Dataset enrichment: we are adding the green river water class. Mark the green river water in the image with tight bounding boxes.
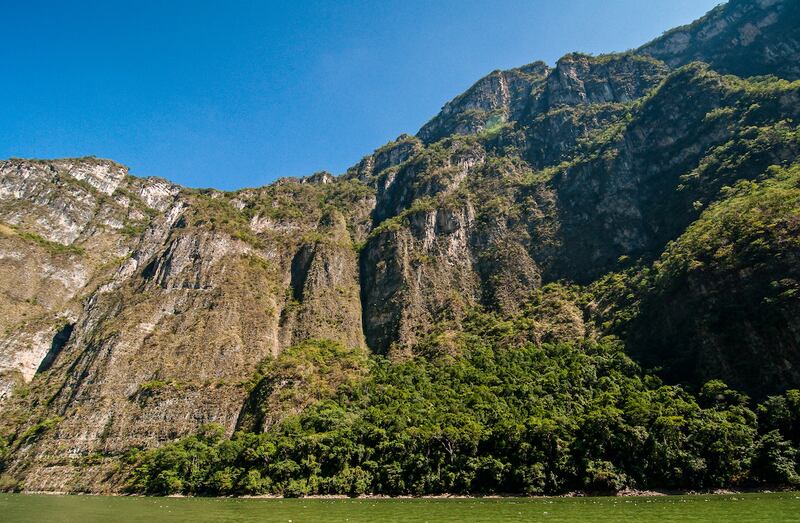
[1,492,798,522]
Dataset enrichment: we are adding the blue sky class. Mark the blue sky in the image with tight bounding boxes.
[1,0,721,190]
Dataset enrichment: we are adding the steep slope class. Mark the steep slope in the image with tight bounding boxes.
[0,159,178,402]
[417,62,550,143]
[0,168,375,491]
[638,0,800,80]
[590,162,800,396]
[1,0,800,494]
[360,63,800,355]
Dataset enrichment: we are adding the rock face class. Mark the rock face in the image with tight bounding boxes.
[1,0,800,493]
[535,53,668,110]
[418,62,550,143]
[361,203,481,356]
[638,0,800,79]
[283,211,365,349]
[0,159,177,402]
[0,161,375,491]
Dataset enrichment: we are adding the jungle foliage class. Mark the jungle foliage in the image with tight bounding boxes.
[127,325,800,497]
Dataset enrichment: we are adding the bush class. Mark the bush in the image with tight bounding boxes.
[125,314,778,496]
[751,431,800,485]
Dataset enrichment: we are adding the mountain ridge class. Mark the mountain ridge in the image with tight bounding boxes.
[1,0,799,495]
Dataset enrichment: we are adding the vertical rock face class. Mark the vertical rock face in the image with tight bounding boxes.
[2,0,800,493]
[0,160,375,491]
[35,231,283,463]
[371,139,485,225]
[638,0,800,79]
[0,158,139,245]
[283,211,365,349]
[0,159,178,405]
[520,54,669,169]
[417,62,550,143]
[361,203,480,356]
[535,54,668,110]
[549,63,800,283]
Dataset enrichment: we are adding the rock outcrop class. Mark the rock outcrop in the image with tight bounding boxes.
[638,0,800,79]
[1,0,800,494]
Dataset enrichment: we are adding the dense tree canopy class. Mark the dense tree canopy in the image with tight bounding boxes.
[126,314,800,496]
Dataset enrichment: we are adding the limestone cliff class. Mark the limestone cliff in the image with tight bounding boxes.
[638,0,800,80]
[1,0,799,493]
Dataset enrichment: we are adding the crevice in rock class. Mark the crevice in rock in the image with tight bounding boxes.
[140,257,158,280]
[289,244,315,301]
[36,323,74,374]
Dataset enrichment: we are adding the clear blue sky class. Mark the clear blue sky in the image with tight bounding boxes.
[1,0,721,190]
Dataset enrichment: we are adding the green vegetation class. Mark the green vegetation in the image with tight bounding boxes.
[3,1,800,501]
[183,191,266,248]
[477,112,508,140]
[660,163,800,281]
[15,230,84,256]
[0,435,10,471]
[138,380,173,392]
[588,162,800,393]
[127,306,800,496]
[17,417,62,447]
[237,340,368,432]
[179,175,373,250]
[119,221,148,238]
[368,196,437,238]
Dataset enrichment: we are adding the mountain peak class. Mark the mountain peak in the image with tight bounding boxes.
[2,0,800,496]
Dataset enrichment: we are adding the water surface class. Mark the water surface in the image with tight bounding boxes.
[1,492,798,522]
